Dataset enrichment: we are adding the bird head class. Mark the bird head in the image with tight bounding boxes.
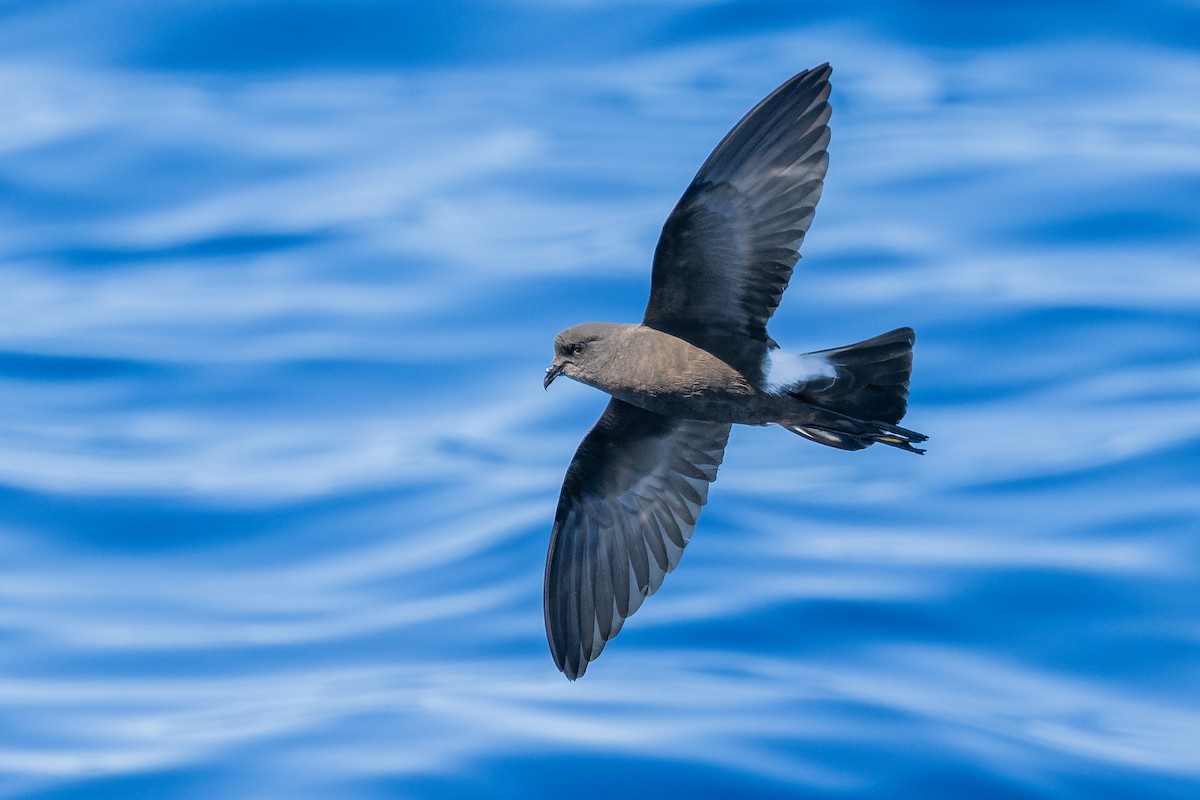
[544,322,619,390]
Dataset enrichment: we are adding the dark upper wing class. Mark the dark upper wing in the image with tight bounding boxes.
[545,399,730,680]
[643,64,832,373]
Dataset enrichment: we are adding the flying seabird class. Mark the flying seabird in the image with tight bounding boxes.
[542,64,927,680]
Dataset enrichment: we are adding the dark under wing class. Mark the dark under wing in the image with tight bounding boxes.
[544,399,730,679]
[643,64,832,378]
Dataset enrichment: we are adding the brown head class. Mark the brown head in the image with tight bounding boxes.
[544,322,626,390]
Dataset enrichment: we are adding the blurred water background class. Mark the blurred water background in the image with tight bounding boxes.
[2,1,1199,798]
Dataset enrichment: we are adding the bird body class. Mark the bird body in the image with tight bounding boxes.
[542,64,927,679]
[548,322,918,434]
[550,323,754,408]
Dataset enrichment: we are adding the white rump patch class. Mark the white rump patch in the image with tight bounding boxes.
[763,350,835,393]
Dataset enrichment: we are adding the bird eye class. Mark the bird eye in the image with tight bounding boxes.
[570,343,585,355]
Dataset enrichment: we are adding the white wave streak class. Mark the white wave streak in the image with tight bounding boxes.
[3,651,1191,795]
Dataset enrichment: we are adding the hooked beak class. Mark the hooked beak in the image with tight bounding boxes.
[544,360,565,390]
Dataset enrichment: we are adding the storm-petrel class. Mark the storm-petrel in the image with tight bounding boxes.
[543,64,926,679]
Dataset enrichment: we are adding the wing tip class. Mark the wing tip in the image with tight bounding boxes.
[551,640,591,681]
[795,62,832,88]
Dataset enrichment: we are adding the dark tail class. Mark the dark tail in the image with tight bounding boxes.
[781,327,927,454]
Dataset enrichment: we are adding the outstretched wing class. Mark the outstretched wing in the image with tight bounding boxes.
[643,64,832,375]
[545,399,730,679]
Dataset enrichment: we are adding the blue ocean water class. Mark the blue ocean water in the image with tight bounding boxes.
[2,2,1199,797]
